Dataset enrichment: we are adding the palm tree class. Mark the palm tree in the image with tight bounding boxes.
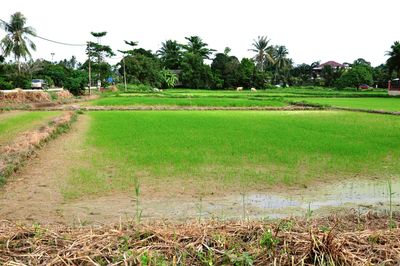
[0,12,36,73]
[272,45,289,70]
[157,40,182,69]
[386,41,400,78]
[270,45,292,84]
[249,36,274,71]
[181,36,215,60]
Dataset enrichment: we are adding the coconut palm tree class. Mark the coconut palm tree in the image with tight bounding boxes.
[249,36,274,71]
[386,41,400,77]
[273,45,289,70]
[181,36,215,60]
[157,40,182,69]
[271,45,292,84]
[0,12,36,73]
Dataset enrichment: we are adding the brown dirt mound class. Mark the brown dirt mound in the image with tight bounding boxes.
[0,212,399,265]
[0,89,51,104]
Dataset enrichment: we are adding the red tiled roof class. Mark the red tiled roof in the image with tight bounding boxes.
[319,61,345,68]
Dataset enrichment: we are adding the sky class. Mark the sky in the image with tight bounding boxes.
[1,0,399,67]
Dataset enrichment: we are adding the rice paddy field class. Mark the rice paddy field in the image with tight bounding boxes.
[289,97,400,111]
[1,88,400,264]
[62,110,400,200]
[89,95,287,107]
[89,88,396,110]
[0,111,61,144]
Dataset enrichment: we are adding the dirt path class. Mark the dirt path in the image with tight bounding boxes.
[0,114,89,225]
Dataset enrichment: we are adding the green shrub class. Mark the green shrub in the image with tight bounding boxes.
[260,229,280,249]
[9,74,31,89]
[117,83,154,92]
[0,77,13,90]
[335,65,373,89]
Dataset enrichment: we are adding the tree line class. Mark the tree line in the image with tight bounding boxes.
[1,12,400,94]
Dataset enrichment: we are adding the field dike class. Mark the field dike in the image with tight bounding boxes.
[0,212,399,265]
[290,101,400,116]
[33,105,321,112]
[0,111,76,185]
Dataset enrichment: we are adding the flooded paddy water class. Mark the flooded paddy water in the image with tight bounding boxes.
[197,177,400,220]
[59,177,400,224]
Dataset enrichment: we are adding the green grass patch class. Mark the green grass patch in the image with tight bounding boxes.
[63,111,400,200]
[289,97,400,111]
[0,111,61,144]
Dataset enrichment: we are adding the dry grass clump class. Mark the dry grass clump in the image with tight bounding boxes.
[55,90,73,100]
[0,112,75,179]
[0,212,398,265]
[0,89,51,104]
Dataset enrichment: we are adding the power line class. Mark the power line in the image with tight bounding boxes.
[1,18,86,47]
[33,35,86,47]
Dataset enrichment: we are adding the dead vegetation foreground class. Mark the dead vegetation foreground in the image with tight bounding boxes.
[0,212,399,265]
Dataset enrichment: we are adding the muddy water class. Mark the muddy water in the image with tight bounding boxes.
[169,178,400,220]
[60,178,400,224]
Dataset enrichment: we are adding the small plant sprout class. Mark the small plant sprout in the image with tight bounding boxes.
[241,192,247,221]
[306,202,313,221]
[134,176,142,224]
[196,196,203,223]
[387,179,396,229]
[260,229,280,250]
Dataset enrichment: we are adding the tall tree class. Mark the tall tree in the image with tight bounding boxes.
[271,45,292,84]
[211,51,241,89]
[386,41,400,77]
[86,32,115,85]
[249,36,274,71]
[181,36,215,60]
[157,40,182,69]
[118,40,138,56]
[90,31,107,44]
[0,12,36,73]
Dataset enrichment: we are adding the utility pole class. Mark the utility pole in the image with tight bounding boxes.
[122,56,127,92]
[88,50,92,95]
[51,53,55,63]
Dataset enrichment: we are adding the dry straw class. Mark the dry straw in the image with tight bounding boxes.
[0,212,398,265]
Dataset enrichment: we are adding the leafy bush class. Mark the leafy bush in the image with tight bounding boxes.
[179,53,214,89]
[63,70,88,95]
[120,54,162,88]
[335,65,373,89]
[160,69,178,88]
[9,74,31,89]
[0,77,13,90]
[117,83,153,92]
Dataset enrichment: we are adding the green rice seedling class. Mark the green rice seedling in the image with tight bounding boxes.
[241,192,246,221]
[0,111,60,144]
[387,179,396,229]
[196,196,203,223]
[289,97,400,112]
[134,176,142,224]
[260,229,280,250]
[306,203,313,221]
[64,111,400,201]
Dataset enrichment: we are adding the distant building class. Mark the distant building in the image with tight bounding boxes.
[313,61,348,71]
[312,61,349,79]
[388,78,400,96]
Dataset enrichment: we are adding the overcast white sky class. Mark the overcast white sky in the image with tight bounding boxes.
[1,0,399,66]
